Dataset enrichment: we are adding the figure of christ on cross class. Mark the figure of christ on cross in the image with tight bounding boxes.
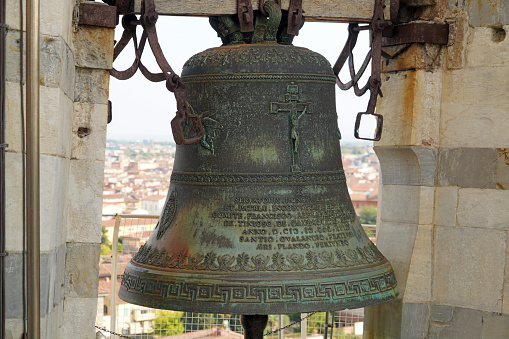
[270,84,313,172]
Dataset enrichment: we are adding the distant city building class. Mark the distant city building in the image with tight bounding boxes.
[97,258,156,336]
[141,195,167,215]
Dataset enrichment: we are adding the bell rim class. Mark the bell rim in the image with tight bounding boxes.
[118,259,398,314]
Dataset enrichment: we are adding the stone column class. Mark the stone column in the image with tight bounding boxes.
[59,3,114,337]
[3,1,113,338]
[364,1,509,338]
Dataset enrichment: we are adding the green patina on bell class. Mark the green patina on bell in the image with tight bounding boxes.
[119,3,398,315]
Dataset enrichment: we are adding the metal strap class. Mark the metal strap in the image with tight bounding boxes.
[333,0,391,141]
[287,0,303,35]
[238,0,255,32]
[109,0,204,145]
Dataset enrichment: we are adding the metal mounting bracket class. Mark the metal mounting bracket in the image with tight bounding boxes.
[382,22,449,46]
[78,2,118,28]
[238,0,255,32]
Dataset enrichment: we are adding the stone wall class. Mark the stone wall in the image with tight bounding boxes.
[365,0,509,338]
[4,1,113,337]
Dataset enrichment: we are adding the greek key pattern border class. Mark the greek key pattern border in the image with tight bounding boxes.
[182,73,336,84]
[132,243,385,272]
[121,270,397,304]
[170,171,346,185]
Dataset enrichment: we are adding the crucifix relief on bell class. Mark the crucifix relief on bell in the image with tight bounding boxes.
[270,83,313,172]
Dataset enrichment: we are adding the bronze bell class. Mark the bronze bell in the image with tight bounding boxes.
[119,3,398,315]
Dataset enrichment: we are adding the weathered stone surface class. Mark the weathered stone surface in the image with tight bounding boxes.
[433,226,505,312]
[403,225,432,303]
[400,302,430,338]
[4,85,71,159]
[382,43,445,72]
[72,103,108,161]
[502,2,509,25]
[375,146,437,186]
[407,71,443,147]
[364,298,403,339]
[376,70,443,147]
[375,71,412,146]
[66,159,105,243]
[466,26,509,68]
[4,81,25,154]
[504,249,509,314]
[457,188,509,229]
[465,0,508,26]
[4,247,66,319]
[4,152,23,252]
[5,318,24,339]
[481,312,509,338]
[5,31,75,99]
[446,11,469,70]
[5,0,24,30]
[376,221,418,295]
[376,147,421,185]
[7,0,74,43]
[40,156,70,251]
[440,66,509,148]
[4,253,24,318]
[42,246,66,316]
[40,249,56,315]
[429,307,482,339]
[40,35,75,98]
[41,300,64,339]
[55,245,67,309]
[65,242,100,298]
[74,26,114,69]
[437,148,497,189]
[40,87,74,158]
[4,30,26,84]
[430,304,454,323]
[412,147,438,186]
[379,185,420,224]
[74,67,110,104]
[434,186,458,227]
[58,298,98,339]
[40,0,74,44]
[7,153,67,264]
[418,187,435,225]
[496,148,509,190]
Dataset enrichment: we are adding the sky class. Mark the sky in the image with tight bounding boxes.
[107,16,374,144]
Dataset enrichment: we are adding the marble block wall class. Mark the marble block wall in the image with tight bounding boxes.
[364,0,509,338]
[4,1,112,338]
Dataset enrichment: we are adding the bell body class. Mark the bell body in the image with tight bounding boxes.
[119,43,398,314]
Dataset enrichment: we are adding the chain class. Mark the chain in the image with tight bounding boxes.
[110,0,204,145]
[95,325,137,339]
[264,312,317,336]
[333,0,392,141]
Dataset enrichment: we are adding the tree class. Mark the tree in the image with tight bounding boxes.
[101,226,111,246]
[117,236,123,254]
[101,226,112,255]
[359,206,377,225]
[154,310,185,336]
[100,244,111,255]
